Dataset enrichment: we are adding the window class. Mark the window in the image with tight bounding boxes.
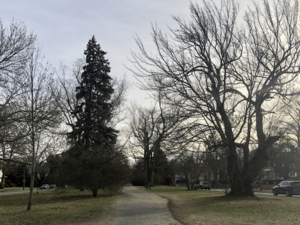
[290,164,295,169]
[277,174,283,179]
[289,172,297,177]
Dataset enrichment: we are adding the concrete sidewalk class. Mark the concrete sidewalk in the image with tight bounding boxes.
[112,186,181,225]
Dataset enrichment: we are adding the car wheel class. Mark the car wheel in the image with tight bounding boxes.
[285,190,292,197]
[273,190,278,196]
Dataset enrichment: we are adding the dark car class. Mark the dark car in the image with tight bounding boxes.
[40,184,49,189]
[273,180,300,197]
[49,184,56,189]
[200,181,211,190]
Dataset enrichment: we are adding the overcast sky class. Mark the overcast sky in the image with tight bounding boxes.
[1,0,254,103]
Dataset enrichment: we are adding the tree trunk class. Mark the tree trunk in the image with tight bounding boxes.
[228,171,254,197]
[27,150,36,211]
[226,146,255,197]
[229,180,254,196]
[92,189,97,197]
[27,77,35,211]
[27,170,35,211]
[184,173,190,190]
[23,166,26,190]
[0,167,5,189]
[147,167,152,186]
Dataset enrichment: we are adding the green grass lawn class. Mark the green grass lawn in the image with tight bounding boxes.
[0,187,125,225]
[144,186,300,225]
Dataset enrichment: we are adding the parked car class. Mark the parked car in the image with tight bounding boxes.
[49,184,56,189]
[273,180,300,197]
[40,184,49,189]
[200,181,211,190]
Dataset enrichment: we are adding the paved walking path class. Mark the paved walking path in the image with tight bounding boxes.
[111,186,182,225]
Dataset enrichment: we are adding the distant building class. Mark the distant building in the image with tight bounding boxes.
[260,150,300,190]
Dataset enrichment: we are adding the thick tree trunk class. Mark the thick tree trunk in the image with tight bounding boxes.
[229,179,254,196]
[184,173,190,190]
[226,146,255,197]
[0,167,5,189]
[92,189,97,197]
[228,169,254,197]
[147,167,152,186]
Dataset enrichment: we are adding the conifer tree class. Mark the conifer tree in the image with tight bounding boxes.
[71,36,118,152]
[58,37,130,197]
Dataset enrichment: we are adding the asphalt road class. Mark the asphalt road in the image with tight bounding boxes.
[211,188,300,198]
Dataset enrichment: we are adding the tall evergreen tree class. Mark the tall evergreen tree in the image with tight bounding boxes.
[71,36,118,151]
[62,36,130,197]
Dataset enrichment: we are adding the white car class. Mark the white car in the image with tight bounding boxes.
[40,184,49,189]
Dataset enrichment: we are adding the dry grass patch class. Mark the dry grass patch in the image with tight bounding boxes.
[0,187,126,225]
[145,186,300,225]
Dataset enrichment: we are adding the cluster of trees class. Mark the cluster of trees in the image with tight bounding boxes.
[1,0,300,214]
[0,20,130,210]
[128,0,300,197]
[0,20,61,210]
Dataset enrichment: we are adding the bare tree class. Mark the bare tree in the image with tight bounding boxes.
[0,107,30,188]
[0,19,37,184]
[18,47,60,211]
[177,151,204,190]
[0,19,36,75]
[279,97,300,153]
[129,0,300,196]
[128,97,184,186]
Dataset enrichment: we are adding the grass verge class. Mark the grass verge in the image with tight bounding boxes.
[0,187,125,225]
[144,186,300,225]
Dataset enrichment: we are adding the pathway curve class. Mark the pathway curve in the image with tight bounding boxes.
[111,186,182,225]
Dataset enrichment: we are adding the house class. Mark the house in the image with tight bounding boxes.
[260,151,300,190]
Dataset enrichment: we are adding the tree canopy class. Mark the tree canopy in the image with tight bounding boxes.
[130,0,300,196]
